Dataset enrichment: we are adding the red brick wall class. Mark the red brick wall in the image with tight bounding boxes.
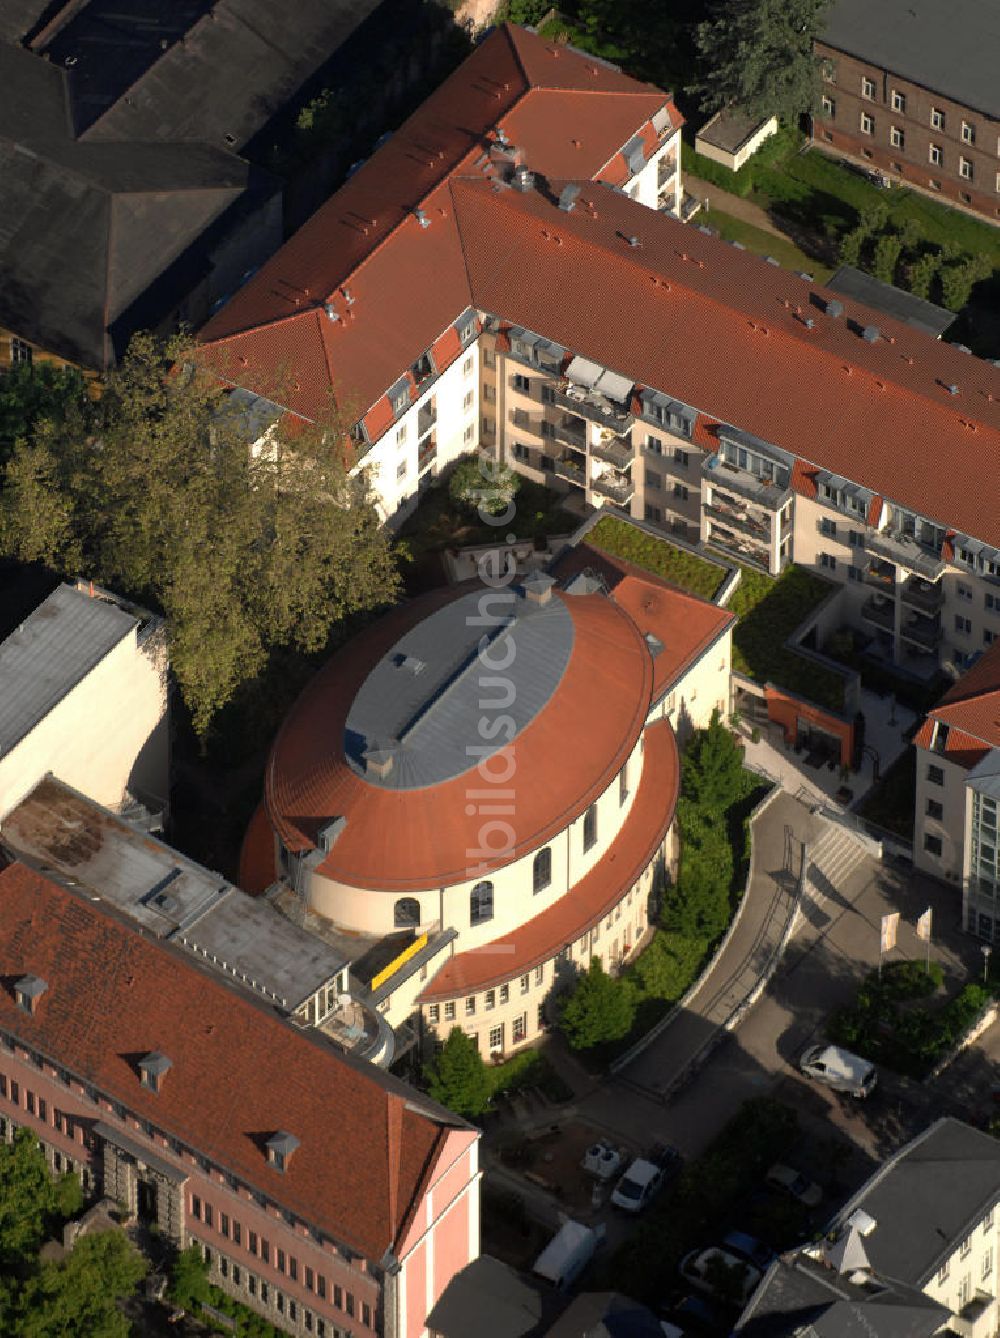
[814,40,1000,221]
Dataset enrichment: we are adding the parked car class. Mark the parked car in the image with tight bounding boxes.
[611,1157,665,1212]
[680,1247,762,1306]
[766,1162,823,1207]
[799,1043,877,1098]
[650,1141,684,1181]
[721,1230,777,1273]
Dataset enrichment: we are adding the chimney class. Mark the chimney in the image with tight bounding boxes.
[521,571,555,605]
[862,325,880,343]
[139,1052,172,1094]
[265,1131,300,1173]
[363,743,396,779]
[14,975,47,1015]
[414,209,430,229]
[511,165,535,192]
[324,302,339,323]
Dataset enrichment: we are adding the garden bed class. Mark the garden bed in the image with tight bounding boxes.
[585,514,729,601]
[396,475,577,566]
[854,746,916,843]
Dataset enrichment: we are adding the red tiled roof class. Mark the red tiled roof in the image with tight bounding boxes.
[240,801,276,896]
[0,862,466,1260]
[449,176,1000,548]
[912,718,990,768]
[197,24,674,424]
[551,541,734,699]
[418,717,678,998]
[264,583,653,892]
[919,638,1000,753]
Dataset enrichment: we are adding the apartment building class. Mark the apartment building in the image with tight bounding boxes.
[0,580,168,823]
[738,1118,1000,1338]
[0,858,480,1338]
[814,0,1000,219]
[913,640,1000,941]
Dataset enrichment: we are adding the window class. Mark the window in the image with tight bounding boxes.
[645,469,661,490]
[924,834,943,857]
[984,1208,994,1233]
[289,1258,297,1282]
[488,1024,503,1054]
[997,171,1000,194]
[861,76,876,99]
[938,1259,950,1283]
[534,964,544,986]
[444,1001,456,1021]
[192,1195,202,1220]
[988,630,998,647]
[820,553,837,571]
[929,143,942,166]
[961,1235,973,1259]
[470,880,494,925]
[644,434,662,455]
[984,1247,994,1279]
[860,112,874,135]
[926,799,943,821]
[317,1276,326,1299]
[959,583,973,601]
[221,1213,229,1238]
[821,57,836,82]
[9,337,32,365]
[485,989,495,1011]
[674,447,689,466]
[930,178,941,190]
[363,1304,372,1328]
[619,763,629,806]
[512,373,530,393]
[428,1004,440,1024]
[512,1014,527,1044]
[261,1239,270,1264]
[483,348,495,369]
[541,384,556,404]
[277,1248,286,1273]
[673,482,688,501]
[820,517,837,538]
[890,125,904,149]
[891,89,906,112]
[204,1204,214,1228]
[463,390,474,411]
[927,765,944,786]
[540,421,555,439]
[520,974,530,995]
[396,424,407,446]
[931,106,945,130]
[960,157,973,181]
[233,1221,241,1246]
[248,1231,257,1255]
[644,504,662,524]
[394,897,420,928]
[463,355,474,377]
[821,94,835,118]
[511,442,530,463]
[583,804,598,853]
[396,460,408,481]
[463,423,475,444]
[533,847,551,894]
[962,121,976,145]
[955,615,972,634]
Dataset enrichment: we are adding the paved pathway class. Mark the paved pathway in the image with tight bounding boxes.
[683,173,785,237]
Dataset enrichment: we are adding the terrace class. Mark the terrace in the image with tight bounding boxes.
[865,528,945,582]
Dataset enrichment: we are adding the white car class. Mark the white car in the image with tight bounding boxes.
[766,1162,823,1208]
[610,1157,664,1213]
[799,1043,877,1098]
[679,1247,762,1306]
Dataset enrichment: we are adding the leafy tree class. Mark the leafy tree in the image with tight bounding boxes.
[939,254,992,313]
[907,250,941,300]
[424,1028,493,1118]
[0,1129,83,1268]
[689,0,833,124]
[448,455,520,517]
[0,363,88,466]
[13,1230,145,1338]
[856,200,890,236]
[560,958,637,1050]
[0,333,400,733]
[168,1243,212,1311]
[898,217,924,255]
[679,709,746,814]
[837,226,865,269]
[872,232,903,285]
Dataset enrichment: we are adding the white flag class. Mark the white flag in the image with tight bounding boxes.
[916,908,933,943]
[880,911,899,954]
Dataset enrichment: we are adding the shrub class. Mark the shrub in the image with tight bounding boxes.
[561,958,637,1051]
[423,1028,493,1117]
[448,456,520,516]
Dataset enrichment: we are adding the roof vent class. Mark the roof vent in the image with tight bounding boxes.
[804,318,815,330]
[521,571,555,605]
[317,816,348,853]
[511,165,535,192]
[846,1209,878,1237]
[645,632,664,658]
[139,1052,172,1094]
[627,235,640,247]
[558,184,580,212]
[323,303,339,323]
[825,299,844,318]
[414,208,430,228]
[862,325,880,343]
[947,383,959,395]
[14,975,47,1015]
[343,288,355,306]
[266,1130,300,1173]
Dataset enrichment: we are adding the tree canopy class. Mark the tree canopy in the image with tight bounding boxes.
[0,1130,83,1270]
[560,957,637,1051]
[0,333,401,733]
[12,1231,145,1338]
[423,1028,493,1118]
[448,455,520,517]
[0,363,88,469]
[689,0,832,124]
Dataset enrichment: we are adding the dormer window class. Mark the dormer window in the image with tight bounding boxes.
[14,976,47,1015]
[139,1052,173,1094]
[266,1131,300,1173]
[460,321,475,343]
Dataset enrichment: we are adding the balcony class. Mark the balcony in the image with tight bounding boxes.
[553,455,586,487]
[865,527,945,581]
[861,595,895,632]
[900,609,942,651]
[704,500,771,542]
[553,385,633,433]
[418,434,437,473]
[705,520,770,569]
[417,401,436,439]
[864,557,895,591]
[590,471,635,505]
[702,455,791,509]
[591,434,634,470]
[553,416,586,452]
[901,575,944,613]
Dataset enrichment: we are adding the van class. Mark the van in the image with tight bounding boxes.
[532,1219,603,1290]
[799,1043,877,1097]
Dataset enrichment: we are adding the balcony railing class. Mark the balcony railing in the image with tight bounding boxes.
[553,455,586,487]
[553,417,586,451]
[865,528,945,581]
[591,435,634,470]
[418,436,437,472]
[591,472,635,504]
[901,576,944,613]
[705,520,770,568]
[900,611,942,650]
[704,500,771,542]
[417,403,436,438]
[553,385,633,433]
[702,455,791,509]
[864,558,895,591]
[861,596,895,632]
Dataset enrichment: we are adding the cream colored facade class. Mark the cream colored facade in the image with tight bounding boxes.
[0,591,168,823]
[910,1201,999,1336]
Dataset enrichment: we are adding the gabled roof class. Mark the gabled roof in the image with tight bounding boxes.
[916,639,1000,754]
[0,860,470,1261]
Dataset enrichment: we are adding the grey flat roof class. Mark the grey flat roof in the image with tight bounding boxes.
[1,777,350,1011]
[345,587,574,790]
[827,266,954,339]
[697,107,773,155]
[424,1256,550,1338]
[821,0,1000,120]
[0,584,137,762]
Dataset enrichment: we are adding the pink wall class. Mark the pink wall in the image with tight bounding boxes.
[405,1238,428,1338]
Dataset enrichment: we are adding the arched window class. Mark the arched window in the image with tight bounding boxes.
[583,803,598,853]
[470,881,494,926]
[394,897,420,928]
[532,847,552,895]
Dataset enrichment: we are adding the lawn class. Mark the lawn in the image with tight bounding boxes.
[727,565,849,713]
[585,514,729,601]
[699,206,834,284]
[856,745,916,842]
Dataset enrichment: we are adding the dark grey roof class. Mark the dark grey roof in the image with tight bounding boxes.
[44,0,385,148]
[344,588,575,791]
[827,266,955,339]
[424,1256,550,1338]
[546,1292,665,1338]
[0,1,49,44]
[736,1254,950,1338]
[833,1117,1000,1288]
[821,0,1000,121]
[697,107,774,156]
[0,584,137,759]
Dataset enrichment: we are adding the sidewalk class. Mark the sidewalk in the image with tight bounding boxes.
[684,173,785,237]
